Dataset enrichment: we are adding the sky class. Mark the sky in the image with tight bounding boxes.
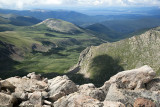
[0,0,160,10]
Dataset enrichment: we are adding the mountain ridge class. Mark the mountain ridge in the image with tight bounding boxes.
[69,26,160,84]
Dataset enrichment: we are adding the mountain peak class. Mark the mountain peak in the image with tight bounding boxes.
[37,18,82,34]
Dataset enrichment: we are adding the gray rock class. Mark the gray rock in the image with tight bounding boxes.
[7,77,48,92]
[43,78,48,83]
[27,72,42,80]
[109,65,156,89]
[0,80,15,92]
[48,75,78,101]
[29,91,43,105]
[79,83,105,101]
[41,91,49,99]
[12,92,28,100]
[100,81,111,96]
[0,92,17,107]
[146,77,160,91]
[103,101,125,107]
[54,92,103,107]
[105,84,160,106]
[43,105,51,107]
[44,100,52,105]
[101,65,156,97]
[19,101,34,107]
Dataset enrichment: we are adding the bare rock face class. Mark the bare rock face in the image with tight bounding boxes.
[54,92,103,107]
[48,75,78,102]
[0,92,17,107]
[79,83,105,101]
[134,98,156,107]
[103,101,125,107]
[108,65,156,89]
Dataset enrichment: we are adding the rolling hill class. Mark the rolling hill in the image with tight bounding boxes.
[69,27,160,85]
[36,18,83,34]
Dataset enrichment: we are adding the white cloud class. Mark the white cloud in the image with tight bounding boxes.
[0,0,160,9]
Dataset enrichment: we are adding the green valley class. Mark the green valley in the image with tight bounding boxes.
[0,18,104,79]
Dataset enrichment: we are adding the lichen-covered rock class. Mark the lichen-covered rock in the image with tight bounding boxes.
[103,101,125,107]
[109,65,156,89]
[146,77,160,91]
[105,84,160,106]
[101,65,156,98]
[54,92,103,107]
[79,83,105,101]
[134,98,156,107]
[0,92,17,107]
[48,75,78,101]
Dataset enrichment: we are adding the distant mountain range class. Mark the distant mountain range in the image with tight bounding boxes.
[0,13,41,26]
[1,8,160,40]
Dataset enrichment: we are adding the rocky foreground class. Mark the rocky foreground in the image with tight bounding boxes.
[0,65,160,107]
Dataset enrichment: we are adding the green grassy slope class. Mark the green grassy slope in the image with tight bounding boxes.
[71,27,160,86]
[0,18,103,79]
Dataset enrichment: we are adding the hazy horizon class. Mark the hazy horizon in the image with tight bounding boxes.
[0,0,160,10]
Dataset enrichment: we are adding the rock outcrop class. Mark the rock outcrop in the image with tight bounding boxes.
[0,65,159,107]
[48,75,78,102]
